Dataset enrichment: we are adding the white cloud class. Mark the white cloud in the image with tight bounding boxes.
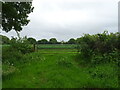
[1,0,119,41]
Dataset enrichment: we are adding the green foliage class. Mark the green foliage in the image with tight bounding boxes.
[85,64,118,88]
[10,37,17,43]
[2,31,119,88]
[2,46,23,65]
[77,31,120,64]
[2,64,16,77]
[37,39,48,44]
[0,35,10,44]
[10,37,33,54]
[49,38,58,44]
[27,37,36,44]
[89,64,117,79]
[2,37,34,65]
[68,38,76,44]
[91,50,119,65]
[2,2,34,32]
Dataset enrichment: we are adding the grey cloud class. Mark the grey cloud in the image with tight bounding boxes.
[1,0,119,41]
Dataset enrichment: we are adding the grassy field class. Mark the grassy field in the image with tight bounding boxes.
[1,44,78,50]
[37,44,77,49]
[2,48,118,88]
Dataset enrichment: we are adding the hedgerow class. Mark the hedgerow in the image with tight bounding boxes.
[77,31,120,65]
[2,37,33,65]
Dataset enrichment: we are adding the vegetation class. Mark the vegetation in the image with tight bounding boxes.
[27,37,36,44]
[37,44,77,49]
[76,31,120,65]
[49,38,58,44]
[2,48,118,88]
[1,31,119,88]
[2,37,34,65]
[37,39,48,44]
[1,2,119,88]
[0,35,79,45]
[2,2,34,38]
[0,35,10,44]
[68,38,76,44]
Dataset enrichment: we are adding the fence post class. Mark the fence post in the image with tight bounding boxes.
[33,44,38,52]
[36,44,38,51]
[33,44,35,52]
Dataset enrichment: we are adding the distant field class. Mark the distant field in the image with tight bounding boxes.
[1,44,78,49]
[37,44,77,49]
[37,44,78,54]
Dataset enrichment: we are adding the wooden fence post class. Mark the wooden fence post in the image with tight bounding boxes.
[33,44,38,52]
[36,44,38,51]
[33,44,35,52]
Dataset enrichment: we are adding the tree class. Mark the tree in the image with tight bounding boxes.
[49,38,57,44]
[27,37,36,44]
[76,38,81,44]
[61,40,65,44]
[0,35,10,44]
[2,2,34,39]
[10,37,17,44]
[68,38,76,44]
[37,39,48,44]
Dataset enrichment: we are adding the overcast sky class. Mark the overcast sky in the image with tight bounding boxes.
[0,0,119,41]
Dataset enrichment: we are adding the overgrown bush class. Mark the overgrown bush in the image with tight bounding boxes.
[10,37,33,54]
[2,46,23,65]
[91,50,119,65]
[2,37,34,65]
[77,31,120,65]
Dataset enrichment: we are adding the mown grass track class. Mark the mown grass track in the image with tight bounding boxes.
[2,49,118,88]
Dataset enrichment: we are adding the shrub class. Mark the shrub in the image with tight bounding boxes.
[2,37,34,65]
[10,37,33,54]
[2,46,23,65]
[77,31,120,64]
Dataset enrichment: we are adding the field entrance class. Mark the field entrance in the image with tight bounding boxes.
[3,44,118,88]
[36,44,78,54]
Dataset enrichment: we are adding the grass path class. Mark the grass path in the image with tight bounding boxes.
[2,50,118,88]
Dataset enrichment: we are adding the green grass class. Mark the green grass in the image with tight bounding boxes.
[2,49,118,88]
[38,49,77,54]
[37,44,77,49]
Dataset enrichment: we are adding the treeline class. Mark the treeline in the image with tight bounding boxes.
[0,35,77,44]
